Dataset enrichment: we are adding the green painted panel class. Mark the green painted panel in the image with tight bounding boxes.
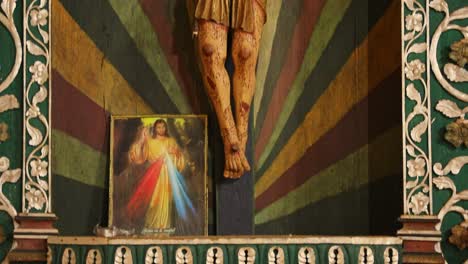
[429,0,468,263]
[0,0,24,259]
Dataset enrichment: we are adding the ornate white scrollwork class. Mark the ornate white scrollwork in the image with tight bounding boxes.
[298,247,316,264]
[433,99,468,237]
[0,0,22,94]
[268,246,284,264]
[444,63,468,83]
[176,247,193,264]
[435,100,468,120]
[327,246,344,264]
[0,1,22,259]
[358,246,374,264]
[434,157,468,177]
[206,247,223,264]
[61,247,77,264]
[114,246,133,264]
[238,247,255,264]
[403,0,432,215]
[0,156,21,225]
[429,0,468,102]
[383,247,398,264]
[23,0,51,213]
[433,162,468,231]
[86,249,103,264]
[145,246,163,264]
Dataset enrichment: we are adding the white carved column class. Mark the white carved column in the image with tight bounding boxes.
[398,0,443,263]
[9,0,57,261]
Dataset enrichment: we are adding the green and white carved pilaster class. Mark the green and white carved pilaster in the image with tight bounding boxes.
[402,0,468,262]
[23,0,51,215]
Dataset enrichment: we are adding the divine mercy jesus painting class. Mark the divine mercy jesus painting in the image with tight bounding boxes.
[109,115,207,236]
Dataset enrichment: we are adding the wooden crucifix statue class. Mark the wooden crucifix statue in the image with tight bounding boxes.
[189,0,266,178]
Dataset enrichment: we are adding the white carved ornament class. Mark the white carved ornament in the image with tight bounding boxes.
[114,246,133,264]
[298,247,316,264]
[23,0,51,213]
[145,246,163,264]
[175,247,193,264]
[444,63,468,83]
[61,248,77,264]
[86,249,103,264]
[429,0,468,102]
[206,247,223,264]
[327,246,344,264]
[0,0,22,113]
[358,246,374,264]
[0,0,22,101]
[238,247,255,264]
[383,247,398,264]
[403,0,432,215]
[435,99,468,120]
[433,99,468,254]
[427,0,468,256]
[433,158,468,231]
[0,157,21,225]
[0,0,22,249]
[268,247,284,264]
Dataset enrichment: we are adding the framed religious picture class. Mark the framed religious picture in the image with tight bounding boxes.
[109,115,208,236]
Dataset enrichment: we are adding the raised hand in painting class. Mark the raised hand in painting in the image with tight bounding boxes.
[140,127,149,143]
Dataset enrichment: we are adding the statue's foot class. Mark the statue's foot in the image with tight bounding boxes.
[224,168,243,178]
[237,127,251,172]
[238,150,251,172]
[223,147,251,179]
[223,144,244,178]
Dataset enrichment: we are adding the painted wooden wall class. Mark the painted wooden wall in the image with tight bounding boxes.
[253,0,402,235]
[2,0,467,262]
[50,0,403,236]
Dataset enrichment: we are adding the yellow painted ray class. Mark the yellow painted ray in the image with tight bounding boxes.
[254,0,352,167]
[253,0,283,125]
[255,0,400,198]
[108,0,191,114]
[52,0,154,115]
[255,126,401,225]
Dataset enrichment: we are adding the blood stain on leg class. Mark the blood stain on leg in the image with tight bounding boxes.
[240,102,250,115]
[207,76,216,90]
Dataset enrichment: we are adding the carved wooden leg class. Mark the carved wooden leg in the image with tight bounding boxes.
[196,19,245,178]
[232,1,265,171]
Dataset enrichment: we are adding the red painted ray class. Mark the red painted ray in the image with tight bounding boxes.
[138,0,202,113]
[255,70,401,211]
[53,70,216,210]
[254,0,326,161]
[52,70,109,153]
